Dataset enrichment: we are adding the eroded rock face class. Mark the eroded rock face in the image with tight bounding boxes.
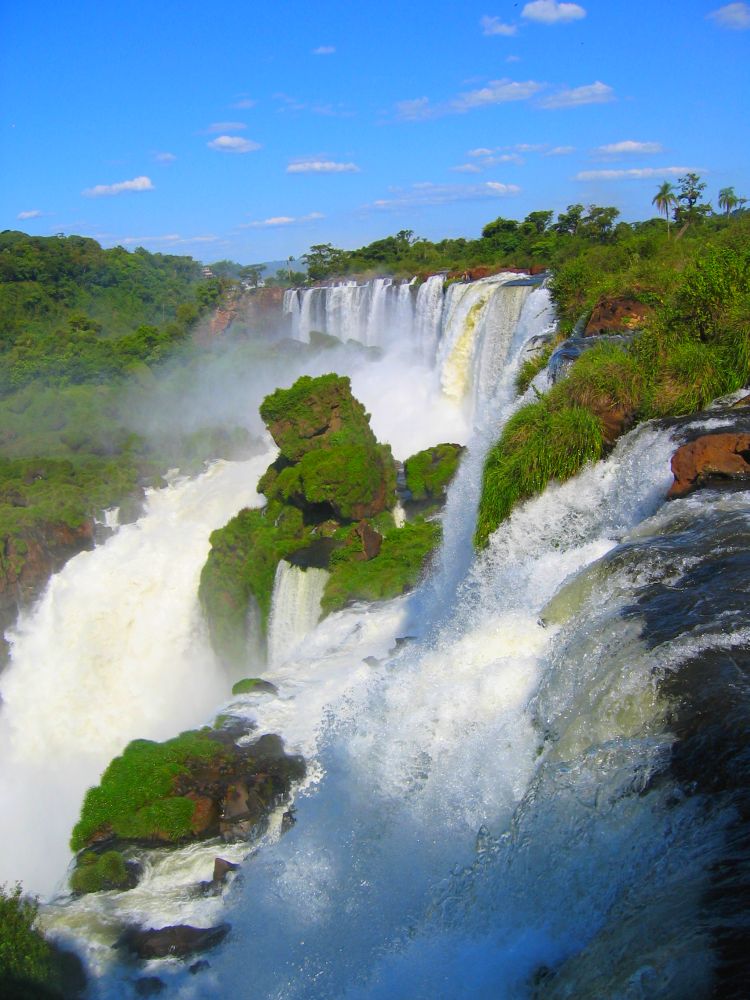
[668,433,750,498]
[584,296,652,337]
[117,923,230,960]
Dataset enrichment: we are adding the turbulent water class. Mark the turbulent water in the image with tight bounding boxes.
[2,275,747,998]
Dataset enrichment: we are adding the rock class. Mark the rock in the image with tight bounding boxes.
[668,433,750,498]
[731,394,750,408]
[351,520,383,561]
[213,857,239,883]
[281,809,296,834]
[189,960,210,975]
[117,923,230,960]
[135,977,166,996]
[231,677,278,696]
[403,444,464,505]
[583,296,652,337]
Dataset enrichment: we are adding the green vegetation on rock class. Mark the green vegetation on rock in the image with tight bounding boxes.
[69,851,131,895]
[515,344,556,395]
[71,730,227,850]
[322,519,441,613]
[404,444,463,502]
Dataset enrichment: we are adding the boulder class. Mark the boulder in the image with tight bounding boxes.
[117,923,230,960]
[352,520,383,561]
[668,433,750,498]
[583,296,652,337]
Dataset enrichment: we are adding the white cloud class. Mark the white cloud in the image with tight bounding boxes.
[313,45,336,54]
[468,147,495,157]
[595,140,663,156]
[394,97,433,121]
[82,175,154,197]
[576,166,700,181]
[206,121,246,133]
[451,163,483,173]
[545,145,576,155]
[540,81,614,109]
[232,97,257,109]
[242,212,325,228]
[287,160,360,173]
[17,209,42,220]
[154,151,176,163]
[207,135,261,153]
[522,1,586,24]
[506,54,522,62]
[452,78,544,111]
[480,15,517,36]
[371,180,520,210]
[707,3,750,29]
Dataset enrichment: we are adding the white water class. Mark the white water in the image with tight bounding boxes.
[267,561,329,667]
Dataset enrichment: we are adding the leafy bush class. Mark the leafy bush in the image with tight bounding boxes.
[0,883,55,992]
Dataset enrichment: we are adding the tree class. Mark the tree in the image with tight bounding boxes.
[675,173,711,233]
[520,210,554,235]
[301,244,347,281]
[652,181,677,237]
[580,205,620,242]
[718,186,740,215]
[554,204,585,236]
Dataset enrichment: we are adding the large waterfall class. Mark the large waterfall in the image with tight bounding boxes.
[1,274,746,998]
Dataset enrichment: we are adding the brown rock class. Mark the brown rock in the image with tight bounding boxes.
[117,923,230,960]
[187,794,220,837]
[212,857,239,883]
[731,394,750,408]
[668,433,750,498]
[584,296,652,337]
[353,520,383,561]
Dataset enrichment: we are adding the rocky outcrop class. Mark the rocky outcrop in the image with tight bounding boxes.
[196,288,285,345]
[117,923,230,960]
[403,443,464,511]
[668,433,750,498]
[583,296,653,337]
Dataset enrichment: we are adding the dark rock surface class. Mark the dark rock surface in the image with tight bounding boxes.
[117,923,230,960]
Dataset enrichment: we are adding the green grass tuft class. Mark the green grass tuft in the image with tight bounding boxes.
[69,850,130,895]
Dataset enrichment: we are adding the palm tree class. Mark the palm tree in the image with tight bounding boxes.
[718,186,739,215]
[652,181,677,237]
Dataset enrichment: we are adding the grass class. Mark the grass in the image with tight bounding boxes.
[70,730,227,850]
[69,851,130,895]
[404,444,463,501]
[515,344,555,396]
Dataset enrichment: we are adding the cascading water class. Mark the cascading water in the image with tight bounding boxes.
[3,273,744,999]
[266,562,329,667]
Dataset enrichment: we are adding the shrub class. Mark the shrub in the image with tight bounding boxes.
[0,883,55,991]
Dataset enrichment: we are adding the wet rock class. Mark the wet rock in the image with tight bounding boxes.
[117,923,230,960]
[213,857,239,883]
[667,433,750,498]
[231,677,278,696]
[351,520,383,560]
[189,960,210,975]
[134,977,165,996]
[281,808,296,834]
[583,296,652,336]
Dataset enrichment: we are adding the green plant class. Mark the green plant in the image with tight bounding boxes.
[0,883,54,990]
[404,444,463,501]
[515,345,555,395]
[69,851,130,894]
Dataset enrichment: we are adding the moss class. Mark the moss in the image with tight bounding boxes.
[475,402,604,548]
[70,730,227,850]
[297,440,395,520]
[231,677,276,695]
[404,444,463,501]
[322,519,441,613]
[69,850,130,895]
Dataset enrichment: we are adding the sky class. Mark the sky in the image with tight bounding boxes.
[2,0,749,264]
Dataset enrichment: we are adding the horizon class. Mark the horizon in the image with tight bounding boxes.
[2,0,749,264]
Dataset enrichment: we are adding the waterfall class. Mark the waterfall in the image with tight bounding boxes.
[0,452,274,894]
[266,561,329,667]
[414,274,445,359]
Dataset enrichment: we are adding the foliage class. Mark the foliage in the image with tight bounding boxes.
[0,883,55,992]
[515,344,555,395]
[71,730,227,850]
[69,851,130,895]
[404,443,464,501]
[232,678,271,695]
[322,519,441,613]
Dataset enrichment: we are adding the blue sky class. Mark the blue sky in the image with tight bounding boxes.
[2,0,749,263]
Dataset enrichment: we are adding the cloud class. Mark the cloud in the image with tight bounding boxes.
[522,1,586,24]
[395,79,543,120]
[371,180,520,210]
[540,80,614,109]
[232,97,257,109]
[506,54,522,62]
[545,145,576,155]
[82,175,154,197]
[154,151,176,163]
[313,45,336,54]
[575,166,700,181]
[207,135,261,153]
[480,15,517,36]
[707,3,750,29]
[468,147,495,157]
[17,209,42,220]
[241,212,325,228]
[595,140,663,156]
[206,121,246,133]
[286,160,360,173]
[451,163,483,173]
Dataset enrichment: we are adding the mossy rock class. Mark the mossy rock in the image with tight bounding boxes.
[231,677,278,696]
[322,519,441,613]
[404,443,464,502]
[70,850,137,895]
